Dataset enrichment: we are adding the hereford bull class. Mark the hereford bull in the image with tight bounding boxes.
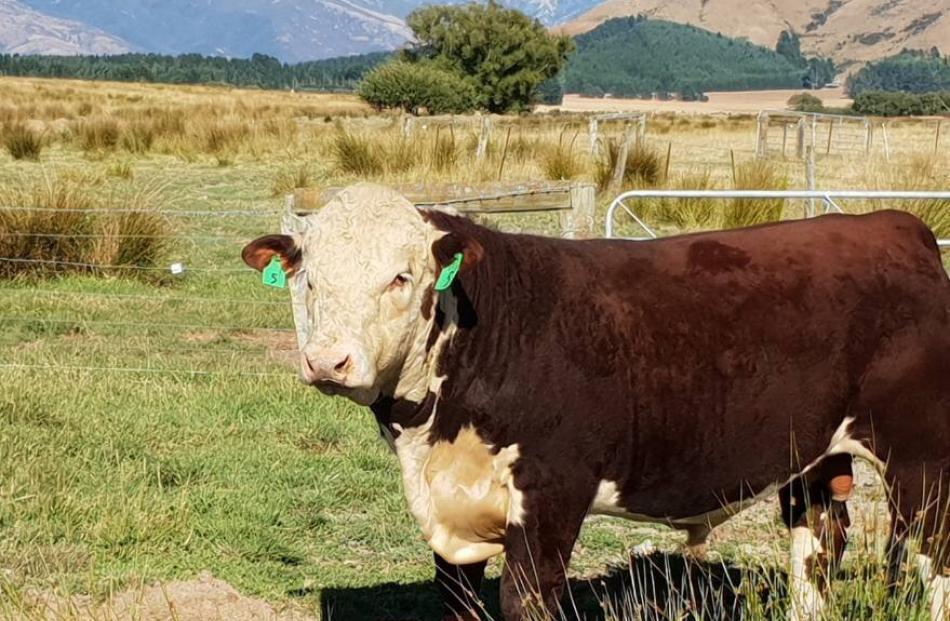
[242,184,950,621]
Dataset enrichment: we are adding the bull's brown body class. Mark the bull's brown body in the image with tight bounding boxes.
[385,209,950,619]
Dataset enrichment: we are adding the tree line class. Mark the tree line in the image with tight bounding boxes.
[0,51,389,91]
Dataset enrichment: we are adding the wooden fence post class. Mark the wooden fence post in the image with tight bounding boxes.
[935,120,942,155]
[864,120,873,155]
[882,123,890,161]
[560,184,596,239]
[476,115,492,161]
[756,112,769,159]
[796,118,806,159]
[805,146,817,218]
[402,115,414,138]
[589,117,600,157]
[607,127,636,196]
[826,120,835,155]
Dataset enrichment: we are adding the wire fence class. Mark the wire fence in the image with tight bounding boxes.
[0,202,298,379]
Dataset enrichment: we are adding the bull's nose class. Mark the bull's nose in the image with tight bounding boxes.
[303,351,353,384]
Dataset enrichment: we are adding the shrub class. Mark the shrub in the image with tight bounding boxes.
[2,123,43,161]
[0,176,169,278]
[788,92,825,113]
[358,61,479,114]
[852,91,950,116]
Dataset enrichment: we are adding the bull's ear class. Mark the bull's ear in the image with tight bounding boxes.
[432,231,484,275]
[242,234,302,274]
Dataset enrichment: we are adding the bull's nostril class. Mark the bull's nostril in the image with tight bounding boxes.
[334,355,350,374]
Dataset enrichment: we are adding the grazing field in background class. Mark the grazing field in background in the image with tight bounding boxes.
[0,76,948,620]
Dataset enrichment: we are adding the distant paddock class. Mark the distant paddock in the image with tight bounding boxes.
[542,87,853,115]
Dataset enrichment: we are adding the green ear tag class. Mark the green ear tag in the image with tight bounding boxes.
[434,253,463,292]
[262,257,287,289]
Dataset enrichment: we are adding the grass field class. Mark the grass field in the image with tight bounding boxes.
[0,76,948,620]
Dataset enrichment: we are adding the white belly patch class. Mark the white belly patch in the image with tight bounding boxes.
[395,422,522,565]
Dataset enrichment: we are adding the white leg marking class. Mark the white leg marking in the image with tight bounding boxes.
[789,526,824,621]
[917,555,950,621]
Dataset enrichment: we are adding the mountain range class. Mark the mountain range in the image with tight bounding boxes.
[560,0,949,70]
[0,0,946,66]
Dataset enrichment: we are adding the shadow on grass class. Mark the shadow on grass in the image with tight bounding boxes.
[319,552,774,621]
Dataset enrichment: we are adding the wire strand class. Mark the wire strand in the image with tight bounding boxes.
[0,316,293,332]
[9,288,288,306]
[0,257,252,272]
[0,363,291,378]
[0,206,281,217]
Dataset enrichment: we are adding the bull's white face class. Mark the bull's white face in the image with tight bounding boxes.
[243,184,442,406]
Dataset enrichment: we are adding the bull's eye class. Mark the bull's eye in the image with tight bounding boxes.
[389,273,412,290]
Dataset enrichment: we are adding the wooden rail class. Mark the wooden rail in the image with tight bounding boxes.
[292,181,597,239]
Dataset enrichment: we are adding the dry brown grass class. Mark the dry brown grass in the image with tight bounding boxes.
[0,173,170,278]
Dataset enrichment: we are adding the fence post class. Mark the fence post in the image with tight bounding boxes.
[935,120,942,155]
[282,194,310,352]
[805,146,817,218]
[561,184,596,239]
[825,120,835,155]
[402,115,414,139]
[882,123,890,161]
[607,127,636,196]
[796,118,806,159]
[638,114,647,142]
[864,120,873,155]
[476,115,492,161]
[589,117,600,157]
[756,112,769,159]
[782,123,788,158]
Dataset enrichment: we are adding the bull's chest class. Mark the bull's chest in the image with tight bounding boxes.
[391,424,521,565]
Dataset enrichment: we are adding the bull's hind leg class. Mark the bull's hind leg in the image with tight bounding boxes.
[884,462,950,621]
[781,453,854,621]
[434,553,487,621]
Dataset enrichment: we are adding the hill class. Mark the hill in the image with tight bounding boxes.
[0,0,132,56]
[9,0,413,61]
[560,17,806,98]
[3,1,605,62]
[560,0,949,70]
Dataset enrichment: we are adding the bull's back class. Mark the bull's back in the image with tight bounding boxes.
[535,211,949,515]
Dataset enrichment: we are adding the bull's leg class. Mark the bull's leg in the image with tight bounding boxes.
[434,553,487,621]
[884,461,950,621]
[499,486,590,621]
[781,454,853,621]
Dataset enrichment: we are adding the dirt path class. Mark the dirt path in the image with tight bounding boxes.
[20,572,316,621]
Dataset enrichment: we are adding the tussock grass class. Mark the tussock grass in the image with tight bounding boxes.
[2,122,44,161]
[541,133,582,181]
[648,170,720,230]
[331,127,384,176]
[271,163,312,197]
[0,175,169,278]
[595,139,662,191]
[76,117,120,152]
[870,155,950,237]
[723,160,788,228]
